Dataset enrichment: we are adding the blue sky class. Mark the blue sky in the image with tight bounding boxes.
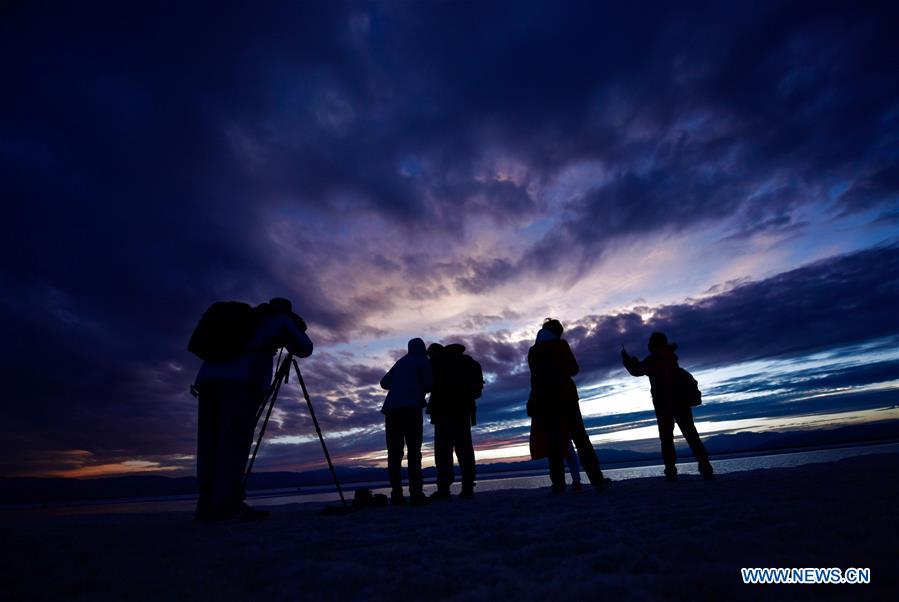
[2,1,898,477]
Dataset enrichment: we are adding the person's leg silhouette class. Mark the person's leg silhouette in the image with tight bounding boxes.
[385,411,406,499]
[545,414,568,492]
[456,417,476,497]
[568,405,605,488]
[433,420,454,494]
[406,410,425,501]
[655,407,677,480]
[675,407,714,479]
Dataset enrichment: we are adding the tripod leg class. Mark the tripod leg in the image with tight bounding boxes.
[293,359,347,506]
[244,354,292,486]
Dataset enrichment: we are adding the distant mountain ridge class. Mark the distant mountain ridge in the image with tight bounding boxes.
[3,420,897,505]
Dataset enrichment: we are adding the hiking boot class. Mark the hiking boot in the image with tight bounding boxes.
[199,503,267,523]
[664,467,678,482]
[700,462,715,480]
[193,510,213,523]
[593,477,612,492]
[391,491,407,506]
[238,503,270,520]
[193,501,215,523]
[429,489,452,501]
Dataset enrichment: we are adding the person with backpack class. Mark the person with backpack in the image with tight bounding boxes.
[621,332,714,481]
[380,338,433,506]
[189,297,313,521]
[528,319,610,493]
[427,343,483,500]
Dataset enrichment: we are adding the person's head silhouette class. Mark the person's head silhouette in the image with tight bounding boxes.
[648,331,677,354]
[542,318,564,338]
[408,337,426,355]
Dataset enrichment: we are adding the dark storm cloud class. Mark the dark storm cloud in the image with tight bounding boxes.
[430,245,899,429]
[707,357,899,399]
[570,244,899,379]
[2,1,898,474]
[453,258,518,295]
[836,164,899,215]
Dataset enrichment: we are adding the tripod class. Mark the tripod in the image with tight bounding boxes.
[244,351,347,506]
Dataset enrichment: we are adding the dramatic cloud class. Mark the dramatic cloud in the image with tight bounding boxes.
[572,244,899,376]
[2,1,897,476]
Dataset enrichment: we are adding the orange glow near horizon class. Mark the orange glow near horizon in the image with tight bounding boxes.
[40,459,180,479]
[25,406,899,478]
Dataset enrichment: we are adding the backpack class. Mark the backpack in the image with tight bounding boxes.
[675,367,702,407]
[187,301,259,361]
[465,356,485,399]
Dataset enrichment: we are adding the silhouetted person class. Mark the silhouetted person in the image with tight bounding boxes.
[380,338,433,505]
[528,319,609,493]
[427,343,483,500]
[193,298,313,521]
[622,332,714,481]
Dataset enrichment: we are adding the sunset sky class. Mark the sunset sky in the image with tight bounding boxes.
[3,1,898,478]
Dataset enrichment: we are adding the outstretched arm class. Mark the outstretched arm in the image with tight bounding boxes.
[621,350,646,377]
[281,315,313,358]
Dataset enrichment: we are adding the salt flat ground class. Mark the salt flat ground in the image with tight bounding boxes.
[2,454,897,602]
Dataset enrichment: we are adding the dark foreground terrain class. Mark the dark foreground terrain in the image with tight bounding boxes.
[2,454,897,601]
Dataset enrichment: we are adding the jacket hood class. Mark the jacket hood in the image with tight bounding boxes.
[535,327,558,344]
[652,347,679,364]
[445,343,466,354]
[408,338,427,355]
[648,331,678,353]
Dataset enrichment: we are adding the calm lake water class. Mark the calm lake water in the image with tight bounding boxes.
[258,441,899,506]
[13,441,899,516]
